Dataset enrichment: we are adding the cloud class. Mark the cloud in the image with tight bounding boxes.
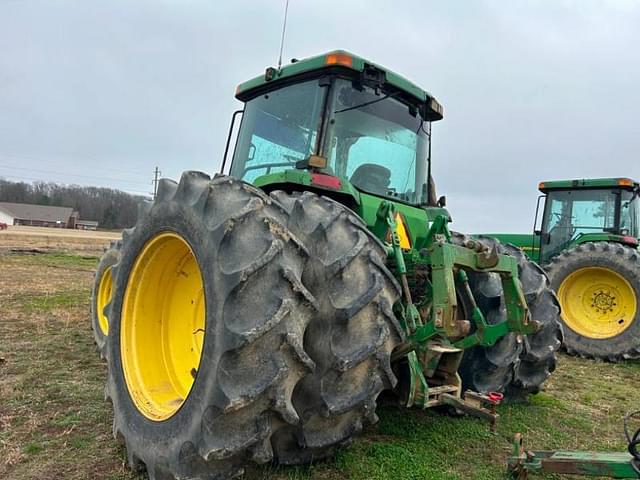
[0,0,638,230]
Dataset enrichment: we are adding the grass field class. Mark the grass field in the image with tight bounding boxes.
[1,250,638,480]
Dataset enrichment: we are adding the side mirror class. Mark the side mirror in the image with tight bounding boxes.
[437,195,447,207]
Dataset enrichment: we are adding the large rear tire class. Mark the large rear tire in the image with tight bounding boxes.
[105,172,317,479]
[457,235,562,401]
[545,242,640,361]
[269,191,404,464]
[91,241,120,357]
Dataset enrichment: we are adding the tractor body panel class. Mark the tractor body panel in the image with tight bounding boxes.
[254,170,450,249]
[235,50,443,120]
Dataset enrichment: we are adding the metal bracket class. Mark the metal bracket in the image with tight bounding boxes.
[441,391,503,433]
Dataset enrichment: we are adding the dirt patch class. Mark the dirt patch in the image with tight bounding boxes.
[0,226,120,256]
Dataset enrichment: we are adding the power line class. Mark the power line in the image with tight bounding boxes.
[0,163,150,188]
[0,173,151,197]
[0,153,150,177]
[152,166,162,200]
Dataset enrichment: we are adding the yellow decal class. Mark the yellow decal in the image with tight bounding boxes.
[395,213,411,250]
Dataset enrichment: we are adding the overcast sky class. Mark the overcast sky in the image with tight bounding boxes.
[0,0,638,232]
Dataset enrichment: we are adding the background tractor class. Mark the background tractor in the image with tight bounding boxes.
[96,50,562,479]
[488,178,640,361]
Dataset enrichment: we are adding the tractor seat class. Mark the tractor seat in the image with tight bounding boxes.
[350,164,391,196]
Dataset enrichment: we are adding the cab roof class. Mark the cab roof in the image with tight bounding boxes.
[234,50,443,121]
[538,177,639,192]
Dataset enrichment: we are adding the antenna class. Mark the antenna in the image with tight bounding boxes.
[277,0,290,70]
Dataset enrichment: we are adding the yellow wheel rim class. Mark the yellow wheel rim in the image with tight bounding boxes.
[121,232,206,421]
[97,266,113,336]
[558,266,637,339]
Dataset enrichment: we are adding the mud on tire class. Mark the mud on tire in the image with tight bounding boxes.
[457,234,562,401]
[269,191,404,464]
[105,172,318,479]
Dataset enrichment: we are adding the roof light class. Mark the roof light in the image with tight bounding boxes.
[429,97,444,117]
[538,182,546,190]
[325,52,353,68]
[618,178,634,187]
[264,67,277,81]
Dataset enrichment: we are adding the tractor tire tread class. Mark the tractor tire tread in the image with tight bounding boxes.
[454,233,562,401]
[269,190,403,465]
[545,241,640,361]
[105,172,317,479]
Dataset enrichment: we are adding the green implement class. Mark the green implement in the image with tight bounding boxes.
[507,432,640,479]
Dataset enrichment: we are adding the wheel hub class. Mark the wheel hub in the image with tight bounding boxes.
[121,232,206,421]
[558,266,637,339]
[591,290,616,313]
[97,266,113,336]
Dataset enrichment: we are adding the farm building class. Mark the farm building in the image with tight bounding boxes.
[75,219,99,230]
[0,202,98,229]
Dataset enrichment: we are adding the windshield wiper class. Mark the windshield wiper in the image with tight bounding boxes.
[334,91,401,114]
[622,190,639,209]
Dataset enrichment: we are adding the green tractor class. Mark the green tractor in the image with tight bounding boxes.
[488,178,640,361]
[99,50,562,479]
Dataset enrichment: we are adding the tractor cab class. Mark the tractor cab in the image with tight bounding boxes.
[227,51,444,208]
[536,178,640,263]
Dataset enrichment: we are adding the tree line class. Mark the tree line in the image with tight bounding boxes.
[0,178,148,229]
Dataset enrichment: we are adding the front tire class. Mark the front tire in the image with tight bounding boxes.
[91,242,120,356]
[546,242,640,361]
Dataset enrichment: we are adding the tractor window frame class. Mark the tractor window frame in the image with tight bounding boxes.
[321,77,432,206]
[621,188,640,238]
[540,187,623,261]
[229,78,329,183]
[229,71,433,208]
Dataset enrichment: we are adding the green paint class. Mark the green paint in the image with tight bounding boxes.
[235,50,443,121]
[508,437,640,478]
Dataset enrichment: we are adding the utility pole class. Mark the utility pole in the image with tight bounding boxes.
[152,166,161,200]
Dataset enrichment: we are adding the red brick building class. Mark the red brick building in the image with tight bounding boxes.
[0,202,96,229]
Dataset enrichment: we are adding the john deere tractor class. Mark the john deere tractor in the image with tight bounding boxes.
[489,178,640,361]
[97,51,562,479]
